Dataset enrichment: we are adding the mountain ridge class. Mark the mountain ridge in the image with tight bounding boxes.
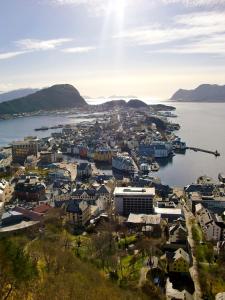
[171,84,225,102]
[0,84,87,115]
[0,88,39,103]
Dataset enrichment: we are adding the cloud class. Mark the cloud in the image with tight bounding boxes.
[161,0,225,7]
[62,46,96,53]
[0,51,28,60]
[114,11,225,55]
[154,35,225,55]
[16,38,72,51]
[49,0,108,15]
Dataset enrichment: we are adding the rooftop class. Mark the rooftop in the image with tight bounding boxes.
[114,187,155,196]
[154,207,182,215]
[127,213,161,224]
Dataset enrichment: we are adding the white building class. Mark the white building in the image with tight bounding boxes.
[195,203,224,242]
[113,187,155,215]
[0,179,9,202]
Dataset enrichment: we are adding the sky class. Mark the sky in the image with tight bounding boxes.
[0,0,225,100]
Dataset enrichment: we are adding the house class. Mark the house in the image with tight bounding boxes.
[96,184,111,197]
[127,213,162,237]
[77,163,92,179]
[71,188,97,205]
[55,199,91,227]
[161,248,190,273]
[93,148,115,163]
[169,223,188,245]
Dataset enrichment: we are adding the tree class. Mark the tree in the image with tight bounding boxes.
[0,237,37,300]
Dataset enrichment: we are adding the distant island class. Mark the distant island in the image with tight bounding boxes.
[171,84,225,102]
[0,84,88,116]
[0,88,39,103]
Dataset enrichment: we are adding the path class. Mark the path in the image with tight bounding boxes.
[183,204,203,300]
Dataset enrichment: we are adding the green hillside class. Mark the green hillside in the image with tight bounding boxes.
[0,84,87,115]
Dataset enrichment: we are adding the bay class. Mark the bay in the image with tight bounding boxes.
[0,101,224,187]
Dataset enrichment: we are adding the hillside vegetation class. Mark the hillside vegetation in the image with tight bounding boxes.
[0,84,87,115]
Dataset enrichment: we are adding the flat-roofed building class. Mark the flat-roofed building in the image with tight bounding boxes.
[154,207,183,223]
[113,187,155,215]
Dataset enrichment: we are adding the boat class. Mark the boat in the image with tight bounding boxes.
[151,162,160,172]
[112,153,138,175]
[34,126,49,131]
[158,111,177,118]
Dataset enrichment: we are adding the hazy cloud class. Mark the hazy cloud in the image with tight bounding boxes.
[0,51,28,60]
[161,0,225,7]
[16,38,72,51]
[114,11,225,55]
[62,46,96,53]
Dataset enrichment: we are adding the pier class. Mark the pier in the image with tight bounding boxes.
[186,147,220,157]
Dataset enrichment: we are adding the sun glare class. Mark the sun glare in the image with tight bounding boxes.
[114,0,126,18]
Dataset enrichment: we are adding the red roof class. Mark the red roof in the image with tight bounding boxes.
[33,204,52,214]
[13,207,42,221]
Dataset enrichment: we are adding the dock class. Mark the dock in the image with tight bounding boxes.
[186,147,220,157]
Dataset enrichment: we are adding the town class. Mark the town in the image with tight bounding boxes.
[0,104,225,300]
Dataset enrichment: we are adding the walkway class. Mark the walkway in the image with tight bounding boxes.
[183,204,203,300]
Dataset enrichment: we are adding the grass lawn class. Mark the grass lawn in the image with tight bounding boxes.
[199,264,225,299]
[118,254,145,283]
[118,235,137,248]
[73,235,91,258]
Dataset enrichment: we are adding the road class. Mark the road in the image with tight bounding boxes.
[183,204,203,300]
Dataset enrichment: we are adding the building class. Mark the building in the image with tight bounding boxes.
[14,175,46,202]
[55,199,91,227]
[0,211,24,227]
[188,192,225,214]
[0,179,9,202]
[154,207,183,223]
[139,141,172,158]
[12,137,39,164]
[195,204,224,242]
[93,148,115,163]
[39,151,62,164]
[127,213,162,237]
[113,187,155,215]
[161,248,190,273]
[169,223,188,245]
[71,188,97,205]
[77,163,92,179]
